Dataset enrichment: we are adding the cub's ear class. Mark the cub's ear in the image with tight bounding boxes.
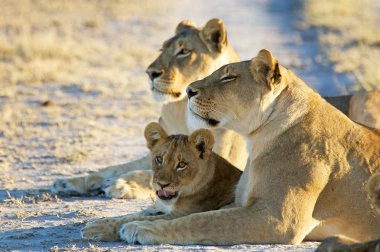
[250,49,282,90]
[175,20,197,34]
[201,18,227,53]
[144,122,168,150]
[189,129,215,159]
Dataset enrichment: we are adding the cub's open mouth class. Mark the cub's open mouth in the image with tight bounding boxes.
[156,190,178,200]
[152,87,181,98]
[189,108,220,126]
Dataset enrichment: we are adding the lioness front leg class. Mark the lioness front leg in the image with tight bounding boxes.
[81,208,181,241]
[119,204,318,245]
[51,154,151,197]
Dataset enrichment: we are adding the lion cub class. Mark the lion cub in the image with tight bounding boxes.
[81,122,242,241]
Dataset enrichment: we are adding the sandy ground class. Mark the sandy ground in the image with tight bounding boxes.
[0,0,354,250]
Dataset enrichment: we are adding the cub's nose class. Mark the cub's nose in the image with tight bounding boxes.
[157,182,170,189]
[146,69,163,81]
[186,87,198,99]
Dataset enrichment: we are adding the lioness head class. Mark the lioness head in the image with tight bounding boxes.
[144,122,215,200]
[146,18,239,102]
[186,49,286,134]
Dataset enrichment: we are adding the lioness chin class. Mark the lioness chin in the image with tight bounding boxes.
[81,122,241,241]
[117,49,380,245]
[51,18,380,200]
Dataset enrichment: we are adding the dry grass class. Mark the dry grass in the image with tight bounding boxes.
[0,0,166,183]
[304,0,380,91]
[0,0,165,87]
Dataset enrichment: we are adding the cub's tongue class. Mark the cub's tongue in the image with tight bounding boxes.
[157,190,176,197]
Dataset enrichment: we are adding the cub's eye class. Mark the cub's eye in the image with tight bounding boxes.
[220,75,237,83]
[177,48,191,57]
[176,161,187,170]
[155,156,163,165]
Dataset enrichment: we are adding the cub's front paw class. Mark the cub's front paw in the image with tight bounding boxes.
[120,221,159,245]
[81,218,121,241]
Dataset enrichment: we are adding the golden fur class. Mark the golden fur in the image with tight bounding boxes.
[81,122,241,241]
[368,173,380,212]
[51,18,248,199]
[116,49,380,245]
[349,91,380,129]
[51,18,378,199]
[316,173,380,251]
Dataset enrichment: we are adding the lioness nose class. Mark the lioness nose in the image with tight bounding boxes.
[146,69,163,81]
[157,182,170,189]
[186,87,198,99]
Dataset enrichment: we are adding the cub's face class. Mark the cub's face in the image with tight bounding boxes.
[144,123,214,201]
[146,19,233,102]
[186,49,285,135]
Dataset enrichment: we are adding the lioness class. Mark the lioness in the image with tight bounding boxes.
[51,18,379,199]
[81,122,241,241]
[116,49,380,245]
[51,18,248,199]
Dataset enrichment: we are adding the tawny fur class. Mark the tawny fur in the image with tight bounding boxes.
[116,49,380,245]
[81,122,241,241]
[316,173,380,251]
[51,18,379,199]
[51,18,248,199]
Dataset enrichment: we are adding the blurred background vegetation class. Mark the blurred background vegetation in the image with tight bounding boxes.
[305,0,380,91]
[0,0,378,92]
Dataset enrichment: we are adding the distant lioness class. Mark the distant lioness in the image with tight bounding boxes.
[81,122,241,241]
[117,49,380,245]
[51,18,380,199]
[51,18,248,199]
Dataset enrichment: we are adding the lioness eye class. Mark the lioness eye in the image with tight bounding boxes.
[177,48,191,57]
[156,156,163,165]
[176,161,187,170]
[221,75,237,83]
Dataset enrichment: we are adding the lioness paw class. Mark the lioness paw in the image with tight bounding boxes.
[103,177,134,199]
[119,221,157,245]
[51,178,85,196]
[51,175,103,197]
[81,218,120,241]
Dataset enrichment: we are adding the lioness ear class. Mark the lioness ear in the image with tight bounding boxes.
[250,49,282,90]
[201,18,227,53]
[189,129,215,159]
[175,20,197,34]
[144,122,168,150]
